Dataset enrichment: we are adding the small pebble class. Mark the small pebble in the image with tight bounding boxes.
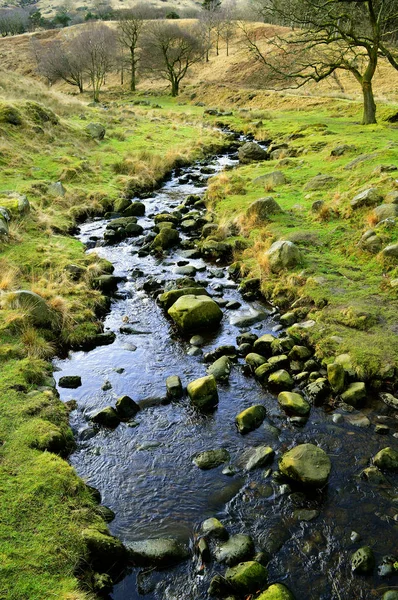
[350,531,361,543]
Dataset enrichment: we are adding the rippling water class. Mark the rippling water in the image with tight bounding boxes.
[54,142,398,600]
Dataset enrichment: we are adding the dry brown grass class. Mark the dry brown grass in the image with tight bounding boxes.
[21,325,55,358]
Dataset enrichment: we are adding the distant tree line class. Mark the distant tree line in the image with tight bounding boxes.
[32,1,240,99]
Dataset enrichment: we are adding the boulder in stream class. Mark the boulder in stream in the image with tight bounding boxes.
[82,527,127,572]
[168,295,222,333]
[243,446,274,471]
[115,395,139,420]
[207,355,231,382]
[279,443,331,487]
[225,560,268,594]
[351,546,375,574]
[193,448,230,470]
[59,375,82,389]
[127,538,189,567]
[158,287,209,311]
[235,405,267,434]
[256,583,295,600]
[91,406,121,428]
[373,447,398,470]
[187,375,218,410]
[214,534,254,566]
[166,375,183,400]
[201,517,229,541]
[278,391,310,416]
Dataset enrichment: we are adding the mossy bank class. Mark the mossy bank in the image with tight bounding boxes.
[0,75,229,599]
[183,83,398,385]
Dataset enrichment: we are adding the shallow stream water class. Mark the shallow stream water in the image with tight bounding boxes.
[54,140,398,600]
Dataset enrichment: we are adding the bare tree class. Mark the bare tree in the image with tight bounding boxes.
[245,0,398,124]
[75,22,116,102]
[220,0,237,56]
[0,8,29,36]
[116,5,146,91]
[141,22,205,96]
[34,37,86,92]
[199,0,222,61]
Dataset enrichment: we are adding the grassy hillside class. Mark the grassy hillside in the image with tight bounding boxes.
[0,72,228,599]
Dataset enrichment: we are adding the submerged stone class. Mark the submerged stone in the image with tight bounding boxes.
[373,447,398,471]
[351,546,375,574]
[193,448,230,470]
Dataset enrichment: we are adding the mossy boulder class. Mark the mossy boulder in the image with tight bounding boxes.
[351,188,383,209]
[214,534,255,566]
[200,239,234,260]
[151,227,180,250]
[158,287,209,311]
[0,192,30,217]
[235,405,267,434]
[0,213,9,236]
[253,334,276,356]
[304,174,337,191]
[327,362,345,393]
[207,355,231,382]
[279,443,331,487]
[82,527,127,571]
[245,352,267,370]
[86,122,106,140]
[59,375,82,389]
[25,101,59,125]
[246,197,283,222]
[91,406,121,428]
[29,419,73,455]
[278,391,310,416]
[255,362,273,383]
[268,369,294,390]
[288,345,312,361]
[373,203,398,221]
[127,538,189,566]
[265,241,302,272]
[373,447,398,470]
[193,448,230,469]
[201,517,228,540]
[123,201,146,217]
[340,382,366,407]
[381,243,398,259]
[351,546,375,574]
[0,103,23,125]
[187,375,218,410]
[225,561,268,594]
[238,141,269,164]
[115,395,139,420]
[168,295,222,333]
[254,171,287,187]
[244,446,275,471]
[4,290,55,328]
[256,583,295,600]
[166,375,183,400]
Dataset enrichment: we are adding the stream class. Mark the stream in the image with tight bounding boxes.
[54,137,398,600]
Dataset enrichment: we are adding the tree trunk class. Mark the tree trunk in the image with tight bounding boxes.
[362,80,376,125]
[171,78,179,96]
[130,47,136,92]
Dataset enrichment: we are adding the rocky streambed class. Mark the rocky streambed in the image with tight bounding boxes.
[54,138,398,600]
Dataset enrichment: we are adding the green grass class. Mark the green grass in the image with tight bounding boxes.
[198,89,398,380]
[0,86,230,599]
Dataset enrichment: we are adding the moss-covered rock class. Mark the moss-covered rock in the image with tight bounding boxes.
[159,287,209,311]
[256,583,295,600]
[193,448,230,469]
[166,375,183,400]
[91,406,121,428]
[327,362,345,393]
[82,527,127,572]
[58,375,82,389]
[168,295,222,333]
[268,369,294,390]
[25,101,59,125]
[243,446,274,471]
[279,443,331,487]
[246,196,283,222]
[127,538,189,566]
[253,334,276,356]
[245,352,267,370]
[86,122,106,140]
[278,391,310,416]
[201,517,228,540]
[373,447,398,470]
[235,405,266,434]
[207,355,231,381]
[115,395,139,420]
[187,375,218,410]
[152,227,180,250]
[340,382,366,407]
[4,290,55,328]
[351,546,375,574]
[0,102,23,125]
[214,534,254,566]
[265,240,302,273]
[225,560,268,594]
[304,174,338,191]
[0,192,30,217]
[238,141,269,163]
